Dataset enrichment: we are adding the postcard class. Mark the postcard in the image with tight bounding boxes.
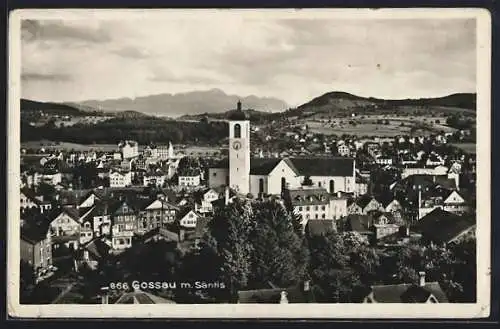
[7,8,491,318]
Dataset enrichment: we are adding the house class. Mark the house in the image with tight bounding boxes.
[79,237,111,270]
[178,173,201,187]
[109,170,133,188]
[355,174,369,196]
[89,202,112,237]
[79,214,94,245]
[372,213,401,240]
[143,172,167,187]
[178,209,202,229]
[443,190,471,215]
[337,143,350,157]
[193,188,220,214]
[288,187,347,224]
[118,140,139,159]
[47,206,81,250]
[20,187,41,211]
[78,190,103,209]
[362,272,448,303]
[343,214,374,241]
[378,195,403,214]
[135,197,179,234]
[237,281,315,303]
[143,144,159,158]
[351,195,383,215]
[33,171,63,186]
[20,221,53,283]
[374,155,393,166]
[426,153,445,167]
[157,142,177,160]
[413,208,476,245]
[110,200,137,251]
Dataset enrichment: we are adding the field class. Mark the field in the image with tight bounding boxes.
[21,141,119,152]
[451,143,476,154]
[306,115,457,137]
[21,140,225,156]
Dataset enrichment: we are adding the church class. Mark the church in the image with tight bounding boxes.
[208,101,357,198]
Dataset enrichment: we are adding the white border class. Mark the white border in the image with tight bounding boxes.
[7,8,491,318]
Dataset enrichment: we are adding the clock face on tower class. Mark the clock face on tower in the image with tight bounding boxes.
[232,141,242,150]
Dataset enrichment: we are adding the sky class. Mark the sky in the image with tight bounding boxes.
[20,15,477,106]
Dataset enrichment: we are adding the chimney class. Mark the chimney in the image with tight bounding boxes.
[100,287,109,304]
[418,271,426,287]
[303,280,310,292]
[280,291,289,304]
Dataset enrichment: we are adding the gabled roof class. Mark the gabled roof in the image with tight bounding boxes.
[249,158,282,175]
[47,205,80,223]
[413,208,476,244]
[356,194,378,209]
[369,282,448,303]
[289,187,331,206]
[83,238,111,260]
[289,157,354,177]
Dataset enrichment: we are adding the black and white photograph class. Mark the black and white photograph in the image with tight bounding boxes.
[7,8,491,318]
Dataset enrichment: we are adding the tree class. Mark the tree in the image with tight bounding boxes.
[307,232,363,302]
[205,199,255,300]
[249,200,309,289]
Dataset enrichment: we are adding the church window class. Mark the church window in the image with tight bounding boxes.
[329,180,335,193]
[281,177,286,191]
[259,178,264,193]
[318,182,322,187]
[234,124,241,138]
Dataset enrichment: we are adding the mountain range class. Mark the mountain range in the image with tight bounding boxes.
[21,90,476,120]
[76,88,290,117]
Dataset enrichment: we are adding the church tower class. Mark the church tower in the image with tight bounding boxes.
[228,100,250,194]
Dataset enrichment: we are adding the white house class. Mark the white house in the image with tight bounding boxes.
[289,187,348,226]
[194,188,220,214]
[179,174,201,187]
[119,140,139,159]
[109,170,133,188]
[143,172,167,187]
[179,209,201,229]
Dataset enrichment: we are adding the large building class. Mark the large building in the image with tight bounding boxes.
[208,101,356,197]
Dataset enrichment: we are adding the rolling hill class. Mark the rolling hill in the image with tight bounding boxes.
[295,92,476,117]
[21,99,90,116]
[78,88,289,118]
